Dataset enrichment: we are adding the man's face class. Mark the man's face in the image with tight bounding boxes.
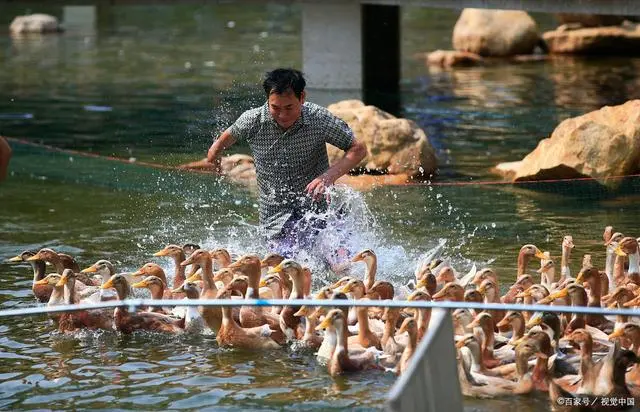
[268,90,304,130]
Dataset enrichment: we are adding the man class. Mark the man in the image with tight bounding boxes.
[206,68,367,257]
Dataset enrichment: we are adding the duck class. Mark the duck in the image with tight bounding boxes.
[227,254,286,340]
[171,281,206,334]
[496,310,526,346]
[348,299,382,350]
[516,284,550,322]
[268,259,307,341]
[8,250,49,302]
[468,312,510,367]
[261,252,289,296]
[102,274,184,334]
[291,305,323,350]
[517,244,546,276]
[34,273,65,321]
[476,278,505,325]
[406,289,431,342]
[259,274,284,314]
[558,235,574,282]
[27,248,90,283]
[396,316,418,376]
[537,257,556,288]
[415,272,437,296]
[131,276,173,313]
[152,245,188,289]
[56,269,113,333]
[80,260,121,301]
[210,247,232,269]
[452,308,475,336]
[380,306,405,356]
[616,237,640,278]
[351,249,394,300]
[315,308,383,376]
[215,285,282,350]
[576,267,615,333]
[502,274,535,305]
[180,249,222,333]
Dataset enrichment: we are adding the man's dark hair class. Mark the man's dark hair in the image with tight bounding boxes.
[263,68,306,99]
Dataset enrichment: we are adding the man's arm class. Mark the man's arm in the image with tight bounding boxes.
[306,138,367,200]
[206,129,237,174]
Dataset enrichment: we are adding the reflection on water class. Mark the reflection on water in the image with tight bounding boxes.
[2,4,640,411]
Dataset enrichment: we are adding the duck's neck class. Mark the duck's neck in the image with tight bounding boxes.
[356,308,370,340]
[201,259,218,294]
[216,252,232,268]
[334,322,350,360]
[605,245,616,288]
[172,253,186,289]
[578,339,594,377]
[586,278,602,307]
[48,256,65,275]
[468,343,486,374]
[48,285,64,306]
[221,304,236,327]
[629,250,640,275]
[561,246,571,279]
[381,315,396,346]
[481,324,494,351]
[515,350,530,378]
[417,308,431,340]
[531,355,549,385]
[363,257,376,291]
[289,271,304,300]
[303,316,315,341]
[516,252,530,276]
[245,267,261,299]
[614,254,626,285]
[511,317,525,343]
[406,329,417,353]
[30,260,47,284]
[63,279,76,305]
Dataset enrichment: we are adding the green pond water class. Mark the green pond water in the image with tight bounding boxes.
[1,4,640,410]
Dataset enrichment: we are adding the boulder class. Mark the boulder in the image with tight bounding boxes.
[543,22,640,55]
[327,100,437,179]
[423,49,483,67]
[492,100,640,189]
[10,14,62,34]
[452,9,540,57]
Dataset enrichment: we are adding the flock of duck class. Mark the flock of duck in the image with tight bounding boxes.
[6,226,640,410]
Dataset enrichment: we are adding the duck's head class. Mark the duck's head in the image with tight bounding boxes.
[259,273,282,289]
[477,278,498,299]
[472,268,496,286]
[131,262,166,284]
[180,249,211,267]
[341,278,365,296]
[316,308,344,331]
[536,259,554,274]
[436,266,455,284]
[496,310,524,329]
[468,311,492,330]
[227,254,261,274]
[7,250,36,263]
[432,282,464,301]
[210,248,231,263]
[260,252,284,268]
[368,280,394,298]
[55,269,76,288]
[463,289,482,303]
[131,275,166,291]
[606,231,625,246]
[575,267,599,285]
[562,236,574,250]
[351,249,376,264]
[27,248,58,262]
[407,289,431,303]
[615,237,639,256]
[171,281,200,298]
[608,323,640,342]
[398,316,417,335]
[102,273,130,298]
[563,328,592,345]
[213,267,235,284]
[81,260,115,282]
[519,244,546,260]
[268,258,303,278]
[538,286,569,304]
[153,244,184,258]
[34,273,61,287]
[416,272,436,293]
[181,243,201,257]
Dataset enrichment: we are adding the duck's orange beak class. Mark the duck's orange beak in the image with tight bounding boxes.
[293,306,308,317]
[55,272,69,287]
[614,245,628,257]
[608,328,625,341]
[101,277,115,289]
[7,255,22,262]
[81,265,97,273]
[26,252,42,261]
[455,339,467,349]
[316,316,332,331]
[534,249,547,259]
[131,280,148,288]
[153,249,169,257]
[186,273,201,283]
[259,278,268,288]
[268,263,283,274]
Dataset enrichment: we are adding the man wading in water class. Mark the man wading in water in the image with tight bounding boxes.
[206,68,367,263]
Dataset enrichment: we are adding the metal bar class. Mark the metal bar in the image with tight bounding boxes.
[1,299,638,318]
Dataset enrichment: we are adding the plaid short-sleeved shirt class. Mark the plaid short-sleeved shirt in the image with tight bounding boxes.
[228,101,355,239]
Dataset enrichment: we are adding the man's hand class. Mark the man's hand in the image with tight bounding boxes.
[305,174,334,202]
[206,143,223,175]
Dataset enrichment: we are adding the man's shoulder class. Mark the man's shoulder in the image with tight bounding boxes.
[239,104,267,122]
[303,101,333,118]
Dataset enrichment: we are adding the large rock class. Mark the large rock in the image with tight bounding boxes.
[327,100,437,179]
[543,22,640,55]
[452,9,540,57]
[10,14,62,34]
[493,100,640,189]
